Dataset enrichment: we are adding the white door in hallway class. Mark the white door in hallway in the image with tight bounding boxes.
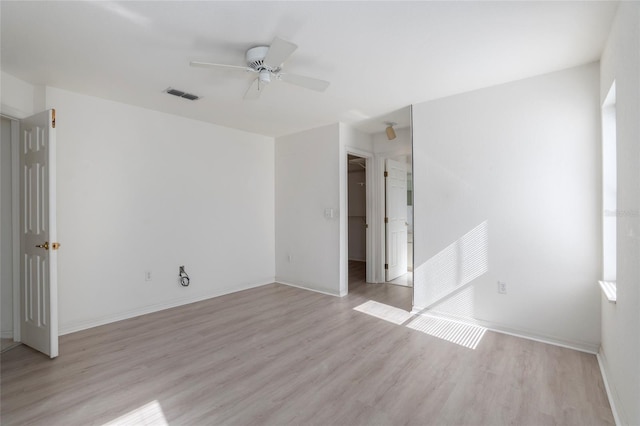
[385,158,408,282]
[20,109,58,358]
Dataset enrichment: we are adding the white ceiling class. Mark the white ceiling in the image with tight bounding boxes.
[1,1,618,137]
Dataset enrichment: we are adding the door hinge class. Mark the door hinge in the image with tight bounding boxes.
[384,217,388,223]
[384,171,388,178]
[384,263,389,270]
[51,109,56,128]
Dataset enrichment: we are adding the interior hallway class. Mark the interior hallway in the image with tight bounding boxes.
[348,260,412,311]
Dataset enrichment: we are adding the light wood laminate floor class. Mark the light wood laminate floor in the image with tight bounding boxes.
[1,338,20,353]
[1,265,613,425]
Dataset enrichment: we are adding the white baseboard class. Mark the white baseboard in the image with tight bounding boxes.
[597,351,622,426]
[412,307,599,354]
[275,279,342,298]
[59,279,274,336]
[411,306,425,315]
[1,330,13,339]
[485,324,599,354]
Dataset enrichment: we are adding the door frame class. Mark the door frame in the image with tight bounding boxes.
[341,147,376,295]
[11,117,20,341]
[1,113,22,342]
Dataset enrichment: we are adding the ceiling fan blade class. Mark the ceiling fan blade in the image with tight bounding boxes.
[279,73,330,92]
[190,61,252,72]
[243,78,264,100]
[263,37,298,69]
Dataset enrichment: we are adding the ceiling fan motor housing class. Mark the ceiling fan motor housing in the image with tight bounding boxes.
[246,46,270,71]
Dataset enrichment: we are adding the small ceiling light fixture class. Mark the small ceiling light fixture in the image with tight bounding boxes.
[385,122,397,140]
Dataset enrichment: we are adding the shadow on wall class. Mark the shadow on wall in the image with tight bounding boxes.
[413,221,489,313]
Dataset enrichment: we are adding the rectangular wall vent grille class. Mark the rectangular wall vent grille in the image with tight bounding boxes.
[165,88,200,101]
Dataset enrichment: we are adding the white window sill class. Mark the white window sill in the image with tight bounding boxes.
[599,280,617,303]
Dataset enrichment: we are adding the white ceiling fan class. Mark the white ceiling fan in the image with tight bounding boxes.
[190,37,330,100]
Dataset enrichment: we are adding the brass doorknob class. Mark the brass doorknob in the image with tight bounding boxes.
[35,242,49,250]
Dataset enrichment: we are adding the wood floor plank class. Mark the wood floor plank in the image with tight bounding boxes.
[1,263,614,425]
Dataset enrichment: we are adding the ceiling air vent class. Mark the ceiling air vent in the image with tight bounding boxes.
[165,88,200,101]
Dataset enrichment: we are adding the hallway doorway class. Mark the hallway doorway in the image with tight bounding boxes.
[347,154,368,292]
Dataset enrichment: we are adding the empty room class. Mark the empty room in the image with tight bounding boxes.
[1,1,638,425]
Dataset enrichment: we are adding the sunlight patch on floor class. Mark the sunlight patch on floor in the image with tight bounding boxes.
[353,300,413,325]
[406,314,486,350]
[103,400,168,426]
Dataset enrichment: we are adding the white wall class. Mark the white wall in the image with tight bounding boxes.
[341,124,373,154]
[373,127,412,157]
[1,71,38,118]
[599,2,640,424]
[413,63,602,352]
[37,87,275,333]
[0,117,13,337]
[275,123,343,295]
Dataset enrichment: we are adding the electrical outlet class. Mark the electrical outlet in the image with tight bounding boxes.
[145,271,152,282]
[498,281,507,294]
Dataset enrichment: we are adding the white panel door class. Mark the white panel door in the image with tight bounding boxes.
[385,159,408,281]
[20,109,58,358]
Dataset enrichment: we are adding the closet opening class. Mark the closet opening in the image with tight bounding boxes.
[347,154,368,292]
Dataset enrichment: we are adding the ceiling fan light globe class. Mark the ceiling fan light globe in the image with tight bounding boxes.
[259,70,271,84]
